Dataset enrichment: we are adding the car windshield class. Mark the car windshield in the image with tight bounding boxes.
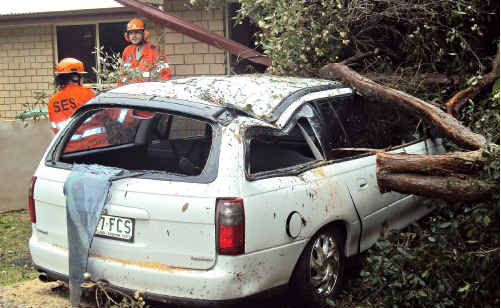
[58,107,214,176]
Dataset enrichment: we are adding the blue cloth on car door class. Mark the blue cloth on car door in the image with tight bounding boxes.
[63,164,124,307]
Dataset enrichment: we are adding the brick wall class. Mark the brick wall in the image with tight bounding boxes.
[0,2,228,120]
[159,0,227,76]
[0,25,54,119]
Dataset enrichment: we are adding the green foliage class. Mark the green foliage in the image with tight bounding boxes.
[331,80,499,307]
[237,0,498,79]
[332,199,499,307]
[235,1,500,306]
[93,46,170,92]
[460,79,500,145]
[15,91,48,122]
[92,46,125,91]
[328,82,499,307]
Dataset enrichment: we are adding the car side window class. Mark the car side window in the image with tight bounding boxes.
[247,105,324,175]
[315,95,424,160]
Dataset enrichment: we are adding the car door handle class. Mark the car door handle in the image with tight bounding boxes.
[357,178,368,188]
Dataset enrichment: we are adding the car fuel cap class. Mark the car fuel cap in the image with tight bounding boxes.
[286,211,303,238]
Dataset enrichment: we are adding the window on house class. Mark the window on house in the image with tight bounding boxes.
[247,118,322,174]
[98,22,128,56]
[57,25,97,82]
[56,22,127,83]
[314,95,424,160]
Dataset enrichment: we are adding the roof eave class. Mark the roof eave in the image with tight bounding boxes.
[0,7,136,27]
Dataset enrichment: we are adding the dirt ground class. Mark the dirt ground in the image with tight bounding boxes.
[0,279,76,308]
[0,279,289,308]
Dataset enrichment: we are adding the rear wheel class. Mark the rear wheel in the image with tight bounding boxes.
[290,227,346,307]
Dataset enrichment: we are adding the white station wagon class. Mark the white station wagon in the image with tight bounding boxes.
[29,75,442,307]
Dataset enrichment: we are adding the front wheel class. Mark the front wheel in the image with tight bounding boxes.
[289,227,346,307]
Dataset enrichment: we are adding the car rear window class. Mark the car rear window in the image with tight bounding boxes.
[59,107,214,176]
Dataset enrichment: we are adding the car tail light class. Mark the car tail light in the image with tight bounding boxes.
[216,198,244,255]
[28,176,37,223]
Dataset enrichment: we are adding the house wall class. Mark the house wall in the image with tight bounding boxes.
[0,25,55,120]
[0,1,228,121]
[0,2,229,211]
[153,0,226,76]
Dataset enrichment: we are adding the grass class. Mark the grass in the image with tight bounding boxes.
[0,210,38,285]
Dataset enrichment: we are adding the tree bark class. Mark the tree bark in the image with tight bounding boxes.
[362,73,460,85]
[319,63,486,150]
[376,151,483,176]
[377,172,496,202]
[318,59,499,202]
[445,48,500,116]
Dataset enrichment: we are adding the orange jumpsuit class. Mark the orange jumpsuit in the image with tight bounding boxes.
[121,42,172,83]
[48,84,95,134]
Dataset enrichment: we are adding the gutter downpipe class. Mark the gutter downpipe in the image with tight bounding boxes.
[115,0,272,67]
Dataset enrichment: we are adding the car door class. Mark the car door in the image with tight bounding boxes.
[242,103,363,262]
[313,95,411,251]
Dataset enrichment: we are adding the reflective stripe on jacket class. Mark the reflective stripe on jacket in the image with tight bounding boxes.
[121,42,172,83]
[64,113,109,153]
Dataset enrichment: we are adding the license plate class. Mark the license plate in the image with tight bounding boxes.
[95,214,135,242]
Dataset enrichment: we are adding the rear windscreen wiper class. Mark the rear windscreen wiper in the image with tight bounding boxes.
[110,170,163,181]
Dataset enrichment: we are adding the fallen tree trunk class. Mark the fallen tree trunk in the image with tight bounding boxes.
[376,151,483,176]
[377,172,496,202]
[319,56,498,202]
[362,73,461,86]
[319,63,486,150]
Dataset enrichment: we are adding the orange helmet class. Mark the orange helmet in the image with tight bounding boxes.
[127,18,145,31]
[124,18,149,42]
[55,58,87,75]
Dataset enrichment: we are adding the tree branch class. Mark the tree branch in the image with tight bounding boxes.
[377,172,496,202]
[318,58,498,202]
[376,151,483,176]
[319,63,486,150]
[445,47,500,116]
[340,48,380,65]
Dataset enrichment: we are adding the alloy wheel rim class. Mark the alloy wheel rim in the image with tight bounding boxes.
[309,233,339,296]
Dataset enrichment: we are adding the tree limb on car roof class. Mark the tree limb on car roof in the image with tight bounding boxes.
[319,47,499,202]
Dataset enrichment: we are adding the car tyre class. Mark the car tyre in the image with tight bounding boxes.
[289,227,346,307]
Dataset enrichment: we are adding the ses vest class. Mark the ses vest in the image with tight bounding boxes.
[48,84,95,134]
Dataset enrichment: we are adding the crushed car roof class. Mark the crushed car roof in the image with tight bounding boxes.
[105,75,344,121]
